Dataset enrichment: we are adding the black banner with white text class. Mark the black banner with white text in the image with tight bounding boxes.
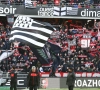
[0,5,100,18]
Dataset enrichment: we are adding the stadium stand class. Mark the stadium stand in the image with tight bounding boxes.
[0,18,100,73]
[0,0,100,8]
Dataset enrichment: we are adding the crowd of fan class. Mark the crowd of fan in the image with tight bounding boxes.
[0,0,100,8]
[45,20,100,73]
[0,19,100,73]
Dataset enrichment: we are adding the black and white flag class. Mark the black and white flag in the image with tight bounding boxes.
[9,16,55,48]
[25,0,37,8]
[0,50,15,62]
[53,6,66,16]
[67,7,78,15]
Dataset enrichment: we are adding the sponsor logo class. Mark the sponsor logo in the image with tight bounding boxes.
[5,79,24,86]
[38,7,54,16]
[38,7,67,16]
[75,79,100,87]
[67,7,78,15]
[0,6,16,14]
[81,9,100,17]
[41,78,48,89]
[61,78,100,88]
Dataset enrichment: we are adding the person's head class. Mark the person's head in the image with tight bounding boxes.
[32,66,37,72]
[24,52,27,55]
[68,67,73,72]
[76,58,78,60]
[12,66,15,70]
[77,62,79,64]
[71,58,73,60]
[18,42,26,54]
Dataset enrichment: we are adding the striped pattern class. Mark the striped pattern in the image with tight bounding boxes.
[53,6,66,16]
[9,16,55,48]
[25,0,37,8]
[67,7,78,15]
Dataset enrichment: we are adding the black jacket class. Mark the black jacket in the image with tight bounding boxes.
[10,70,17,84]
[66,72,76,86]
[27,70,40,87]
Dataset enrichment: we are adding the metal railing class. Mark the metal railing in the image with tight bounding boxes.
[1,74,28,78]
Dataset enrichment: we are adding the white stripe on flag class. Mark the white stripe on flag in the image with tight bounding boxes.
[53,6,60,11]
[61,7,66,11]
[11,30,48,41]
[61,12,66,16]
[53,11,60,16]
[9,35,45,47]
[25,5,34,8]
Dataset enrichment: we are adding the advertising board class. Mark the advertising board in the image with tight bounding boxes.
[1,77,100,88]
[0,5,100,19]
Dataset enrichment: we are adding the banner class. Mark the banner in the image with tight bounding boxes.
[0,5,100,18]
[5,78,27,87]
[60,78,100,88]
[1,77,100,88]
[25,0,37,8]
[81,38,91,48]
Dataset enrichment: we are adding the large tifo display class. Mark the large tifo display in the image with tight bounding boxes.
[0,5,100,18]
[1,78,100,88]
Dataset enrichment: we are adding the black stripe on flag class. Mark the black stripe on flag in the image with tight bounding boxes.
[11,27,50,37]
[35,20,55,30]
[31,23,55,31]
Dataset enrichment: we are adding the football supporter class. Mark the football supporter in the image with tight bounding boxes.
[0,19,100,74]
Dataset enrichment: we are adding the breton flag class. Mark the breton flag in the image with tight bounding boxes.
[9,16,55,48]
[7,16,56,65]
[25,0,37,8]
[53,6,66,16]
[66,7,78,15]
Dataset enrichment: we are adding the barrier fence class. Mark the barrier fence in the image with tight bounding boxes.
[1,74,100,88]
